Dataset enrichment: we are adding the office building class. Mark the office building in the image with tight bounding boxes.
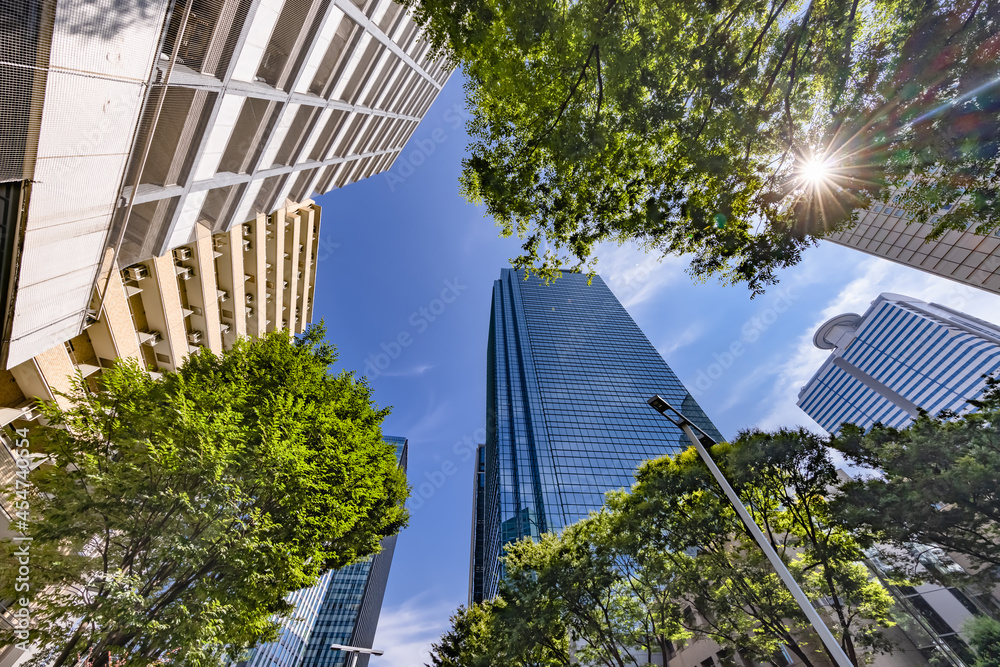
[1,0,450,369]
[0,200,321,539]
[468,443,486,605]
[242,436,408,667]
[471,269,722,604]
[797,292,1000,434]
[826,194,1000,295]
[243,573,339,667]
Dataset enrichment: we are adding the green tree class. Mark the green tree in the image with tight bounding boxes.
[725,429,897,663]
[426,604,498,667]
[0,326,408,667]
[618,431,897,666]
[597,502,691,666]
[425,597,569,667]
[493,564,573,666]
[626,446,827,666]
[405,0,999,294]
[504,513,675,667]
[830,377,1000,575]
[452,428,897,667]
[966,615,1000,667]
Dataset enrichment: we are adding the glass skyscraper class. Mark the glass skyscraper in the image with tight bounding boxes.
[469,444,487,605]
[244,436,408,667]
[471,269,722,603]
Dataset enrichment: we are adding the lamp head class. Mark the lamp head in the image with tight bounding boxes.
[647,395,670,414]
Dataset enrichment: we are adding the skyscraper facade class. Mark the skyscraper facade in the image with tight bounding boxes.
[472,269,722,604]
[2,0,450,369]
[825,192,1000,296]
[468,444,486,605]
[798,292,1000,434]
[242,436,408,667]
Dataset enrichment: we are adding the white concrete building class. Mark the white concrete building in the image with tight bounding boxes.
[0,0,450,369]
[0,200,322,658]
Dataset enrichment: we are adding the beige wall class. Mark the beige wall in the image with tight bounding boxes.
[0,202,320,412]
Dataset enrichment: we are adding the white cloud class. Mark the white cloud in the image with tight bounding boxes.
[369,595,460,667]
[594,242,685,309]
[401,398,454,443]
[658,321,706,358]
[382,364,434,378]
[753,327,828,433]
[718,357,788,415]
[754,256,1000,432]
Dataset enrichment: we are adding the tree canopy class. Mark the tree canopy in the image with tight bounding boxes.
[430,428,901,667]
[405,0,1000,294]
[967,615,1000,667]
[429,381,1000,665]
[621,430,896,666]
[0,326,408,667]
[830,377,1000,577]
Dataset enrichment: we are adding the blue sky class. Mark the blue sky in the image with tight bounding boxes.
[311,75,1000,666]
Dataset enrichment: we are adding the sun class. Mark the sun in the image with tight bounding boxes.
[800,158,832,185]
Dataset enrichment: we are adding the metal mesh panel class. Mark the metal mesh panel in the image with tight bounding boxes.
[200,183,247,231]
[0,0,49,183]
[273,105,320,166]
[1,0,174,368]
[287,167,319,202]
[257,0,312,87]
[124,86,217,187]
[252,174,285,215]
[309,13,360,97]
[161,0,248,77]
[218,97,281,174]
[118,196,181,266]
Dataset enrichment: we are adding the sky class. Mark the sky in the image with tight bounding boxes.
[310,74,1000,667]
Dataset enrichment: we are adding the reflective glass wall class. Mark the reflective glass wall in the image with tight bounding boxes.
[473,269,721,602]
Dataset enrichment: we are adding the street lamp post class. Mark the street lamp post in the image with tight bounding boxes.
[330,644,385,667]
[646,395,855,667]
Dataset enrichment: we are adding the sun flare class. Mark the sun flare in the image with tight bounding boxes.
[800,158,831,185]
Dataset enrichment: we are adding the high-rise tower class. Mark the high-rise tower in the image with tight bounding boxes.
[471,269,722,604]
[798,292,1000,434]
[824,190,1000,295]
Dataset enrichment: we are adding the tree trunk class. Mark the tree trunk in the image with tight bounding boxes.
[49,624,87,667]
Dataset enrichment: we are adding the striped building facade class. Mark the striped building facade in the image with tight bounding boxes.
[797,292,1000,434]
[245,571,337,667]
